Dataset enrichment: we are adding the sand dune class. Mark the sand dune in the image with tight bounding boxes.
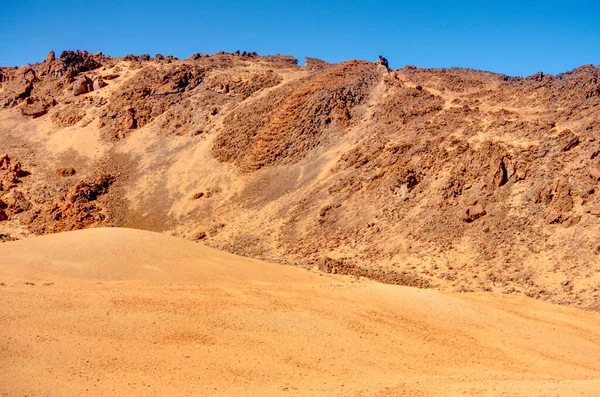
[1,228,600,396]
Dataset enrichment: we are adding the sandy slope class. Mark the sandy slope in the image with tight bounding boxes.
[1,228,600,396]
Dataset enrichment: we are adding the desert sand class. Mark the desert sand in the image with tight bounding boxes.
[1,227,600,396]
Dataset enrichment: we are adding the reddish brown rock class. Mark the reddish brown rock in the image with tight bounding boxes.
[92,75,107,91]
[102,74,120,80]
[20,97,56,118]
[73,75,93,96]
[0,154,28,185]
[538,178,574,224]
[464,203,487,223]
[59,50,102,75]
[304,57,332,72]
[2,49,600,308]
[55,168,76,177]
[558,129,580,152]
[26,174,114,234]
[213,61,380,170]
[46,50,56,63]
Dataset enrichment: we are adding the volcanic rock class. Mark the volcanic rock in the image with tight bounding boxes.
[73,75,93,96]
[464,203,487,223]
[304,57,332,72]
[3,49,600,308]
[376,55,390,71]
[46,50,55,63]
[55,168,76,177]
[92,75,107,91]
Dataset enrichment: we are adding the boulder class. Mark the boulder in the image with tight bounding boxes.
[20,100,49,118]
[59,50,102,75]
[5,68,38,102]
[73,75,93,96]
[463,203,487,223]
[187,53,207,61]
[102,73,120,80]
[120,106,137,131]
[558,129,580,152]
[92,76,107,91]
[55,168,76,177]
[0,154,28,180]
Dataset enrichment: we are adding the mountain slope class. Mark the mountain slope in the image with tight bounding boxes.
[1,51,600,307]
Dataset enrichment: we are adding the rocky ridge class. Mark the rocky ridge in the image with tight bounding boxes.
[1,50,600,308]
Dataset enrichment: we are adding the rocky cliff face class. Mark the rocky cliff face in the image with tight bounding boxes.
[1,50,600,308]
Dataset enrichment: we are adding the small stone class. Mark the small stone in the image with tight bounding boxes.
[193,231,207,241]
[55,167,76,177]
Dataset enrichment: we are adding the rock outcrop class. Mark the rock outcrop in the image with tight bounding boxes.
[376,55,390,71]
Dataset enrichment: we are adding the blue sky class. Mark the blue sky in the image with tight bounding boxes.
[1,0,599,76]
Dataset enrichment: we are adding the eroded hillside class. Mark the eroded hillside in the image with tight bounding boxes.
[1,50,600,308]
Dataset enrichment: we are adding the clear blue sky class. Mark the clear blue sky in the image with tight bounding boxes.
[1,0,599,76]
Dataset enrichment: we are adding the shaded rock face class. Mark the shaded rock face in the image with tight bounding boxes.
[376,55,390,71]
[3,50,600,308]
[26,174,115,234]
[58,50,102,75]
[0,154,31,223]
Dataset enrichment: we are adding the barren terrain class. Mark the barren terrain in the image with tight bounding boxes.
[2,228,600,396]
[1,50,600,395]
[1,50,600,307]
